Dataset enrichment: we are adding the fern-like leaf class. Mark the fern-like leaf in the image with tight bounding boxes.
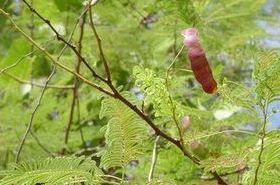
[0,156,102,185]
[200,154,246,174]
[253,50,280,98]
[99,95,147,170]
[242,133,280,185]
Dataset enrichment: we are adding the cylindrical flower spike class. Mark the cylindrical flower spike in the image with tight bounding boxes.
[181,28,217,94]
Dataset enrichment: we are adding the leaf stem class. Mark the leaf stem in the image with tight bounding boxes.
[253,100,269,185]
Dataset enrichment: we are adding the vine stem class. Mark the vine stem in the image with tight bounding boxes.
[253,100,269,185]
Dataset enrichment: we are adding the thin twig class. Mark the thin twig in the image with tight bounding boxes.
[253,100,269,185]
[88,6,111,82]
[3,72,74,89]
[57,0,97,60]
[186,129,260,141]
[167,44,185,72]
[148,136,160,182]
[0,50,37,74]
[21,0,107,83]
[30,130,55,157]
[15,66,56,163]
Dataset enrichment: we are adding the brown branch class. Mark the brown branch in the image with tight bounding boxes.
[88,6,111,82]
[3,72,74,89]
[21,0,107,83]
[15,66,56,163]
[85,5,227,184]
[86,3,183,154]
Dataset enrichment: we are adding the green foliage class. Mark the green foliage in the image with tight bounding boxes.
[0,156,102,185]
[99,95,148,170]
[200,154,246,174]
[0,0,279,184]
[242,132,280,185]
[254,50,280,99]
[53,0,82,12]
[133,66,174,118]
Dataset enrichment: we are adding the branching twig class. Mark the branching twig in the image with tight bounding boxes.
[88,6,111,82]
[57,0,99,60]
[21,0,107,83]
[87,6,228,184]
[15,66,56,163]
[167,44,185,72]
[148,136,160,182]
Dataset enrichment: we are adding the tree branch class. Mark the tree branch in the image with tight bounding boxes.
[21,0,107,83]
